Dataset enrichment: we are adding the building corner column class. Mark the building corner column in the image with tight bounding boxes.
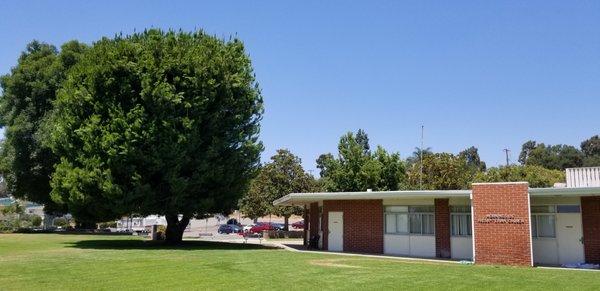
[435,198,451,258]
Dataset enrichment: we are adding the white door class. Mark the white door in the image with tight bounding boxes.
[556,213,585,265]
[328,212,343,251]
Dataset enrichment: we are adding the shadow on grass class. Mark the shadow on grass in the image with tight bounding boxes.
[65,239,279,251]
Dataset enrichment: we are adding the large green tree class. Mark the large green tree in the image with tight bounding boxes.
[48,30,263,243]
[581,135,600,167]
[518,141,584,170]
[459,146,486,172]
[0,41,86,214]
[239,149,316,230]
[407,152,472,190]
[317,130,406,192]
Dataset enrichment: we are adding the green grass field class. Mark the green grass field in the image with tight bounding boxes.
[0,234,598,290]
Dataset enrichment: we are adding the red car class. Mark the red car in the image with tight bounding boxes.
[249,222,275,233]
[291,220,304,229]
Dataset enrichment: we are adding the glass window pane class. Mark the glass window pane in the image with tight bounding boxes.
[531,215,537,238]
[409,213,422,234]
[466,215,472,235]
[531,206,555,213]
[450,206,470,213]
[410,206,434,213]
[459,215,467,236]
[386,206,408,213]
[422,214,434,234]
[557,205,580,213]
[397,214,408,233]
[537,215,556,238]
[451,215,459,236]
[385,214,396,233]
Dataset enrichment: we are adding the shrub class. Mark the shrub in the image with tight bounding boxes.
[98,221,117,229]
[156,225,166,240]
[31,216,43,227]
[53,217,68,227]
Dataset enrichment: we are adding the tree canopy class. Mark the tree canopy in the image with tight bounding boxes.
[239,149,316,229]
[0,40,87,214]
[475,165,565,188]
[317,130,406,192]
[47,30,263,242]
[407,152,472,190]
[518,141,584,170]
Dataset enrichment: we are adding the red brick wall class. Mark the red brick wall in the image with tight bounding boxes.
[435,198,451,258]
[322,200,383,253]
[581,196,600,263]
[309,202,319,240]
[472,182,532,266]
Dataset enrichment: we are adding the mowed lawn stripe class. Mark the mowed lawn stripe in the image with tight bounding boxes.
[0,234,599,290]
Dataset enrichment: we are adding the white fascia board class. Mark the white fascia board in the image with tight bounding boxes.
[273,190,471,206]
[528,186,600,197]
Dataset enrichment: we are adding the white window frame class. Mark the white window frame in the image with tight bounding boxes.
[531,205,556,239]
[450,205,471,237]
[384,206,435,236]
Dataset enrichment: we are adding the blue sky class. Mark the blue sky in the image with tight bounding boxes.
[1,1,599,174]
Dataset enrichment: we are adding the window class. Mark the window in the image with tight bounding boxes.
[450,205,471,236]
[385,206,434,235]
[557,205,580,213]
[531,205,556,238]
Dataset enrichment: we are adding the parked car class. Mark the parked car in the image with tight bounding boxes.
[226,218,241,226]
[291,220,304,229]
[249,222,277,234]
[271,223,285,231]
[218,224,242,234]
[242,224,255,232]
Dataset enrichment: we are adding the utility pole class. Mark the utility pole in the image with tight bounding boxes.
[503,148,510,166]
[420,125,424,190]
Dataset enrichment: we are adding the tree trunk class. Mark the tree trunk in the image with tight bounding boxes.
[284,216,289,231]
[165,214,190,244]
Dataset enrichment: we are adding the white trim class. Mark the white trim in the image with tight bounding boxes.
[529,187,600,196]
[275,186,600,206]
[470,192,476,262]
[274,190,471,206]
[527,191,534,267]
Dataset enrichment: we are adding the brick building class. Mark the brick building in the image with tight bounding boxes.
[274,168,600,267]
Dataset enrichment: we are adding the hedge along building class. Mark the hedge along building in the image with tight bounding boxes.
[273,167,600,267]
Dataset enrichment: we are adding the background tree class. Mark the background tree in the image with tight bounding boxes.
[475,165,565,188]
[240,149,316,230]
[48,30,263,243]
[0,41,86,214]
[407,153,472,190]
[523,143,583,170]
[406,147,433,166]
[581,135,600,156]
[518,140,537,165]
[237,174,271,222]
[459,146,486,171]
[581,135,600,166]
[317,130,406,192]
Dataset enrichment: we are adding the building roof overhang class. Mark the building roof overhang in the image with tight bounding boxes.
[528,186,600,197]
[273,190,471,206]
[273,186,600,206]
